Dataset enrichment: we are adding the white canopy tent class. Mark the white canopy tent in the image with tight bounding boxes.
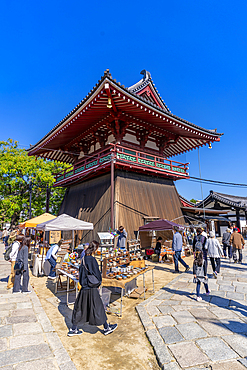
[36,213,93,231]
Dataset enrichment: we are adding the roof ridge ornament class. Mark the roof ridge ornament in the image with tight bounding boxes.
[140,70,151,81]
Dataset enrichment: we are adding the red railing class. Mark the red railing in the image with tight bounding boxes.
[54,143,189,185]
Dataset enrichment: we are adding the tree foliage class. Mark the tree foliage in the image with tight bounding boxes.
[0,139,69,225]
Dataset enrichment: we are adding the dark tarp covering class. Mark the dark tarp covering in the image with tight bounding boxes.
[139,219,184,231]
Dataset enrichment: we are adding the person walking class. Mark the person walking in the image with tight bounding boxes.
[13,237,31,294]
[193,249,210,301]
[172,226,190,273]
[230,228,245,263]
[206,231,224,278]
[7,235,24,289]
[68,240,117,336]
[222,228,232,260]
[193,228,208,273]
[2,228,9,248]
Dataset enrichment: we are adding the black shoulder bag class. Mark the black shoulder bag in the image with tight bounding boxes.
[82,257,101,288]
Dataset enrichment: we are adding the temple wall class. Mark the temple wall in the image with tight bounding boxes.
[58,170,185,243]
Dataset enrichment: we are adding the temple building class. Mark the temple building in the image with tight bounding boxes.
[28,70,222,240]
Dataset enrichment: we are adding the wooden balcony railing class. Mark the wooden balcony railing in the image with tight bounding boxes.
[54,143,189,185]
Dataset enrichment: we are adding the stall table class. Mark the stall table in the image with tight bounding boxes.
[57,269,79,305]
[102,266,155,317]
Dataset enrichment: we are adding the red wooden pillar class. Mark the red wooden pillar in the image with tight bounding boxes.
[111,152,115,230]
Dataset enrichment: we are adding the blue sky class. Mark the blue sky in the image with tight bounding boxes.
[1,0,247,201]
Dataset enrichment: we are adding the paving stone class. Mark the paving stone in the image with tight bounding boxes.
[160,300,181,306]
[223,334,247,357]
[146,305,160,316]
[36,313,54,332]
[233,281,247,287]
[53,348,72,366]
[158,326,183,344]
[162,363,180,370]
[16,302,32,309]
[153,315,177,328]
[158,306,175,315]
[171,310,195,324]
[189,307,216,320]
[156,293,174,300]
[239,358,247,367]
[210,296,229,307]
[0,338,7,351]
[237,278,247,282]
[0,311,9,318]
[136,305,154,330]
[229,299,247,308]
[226,292,245,300]
[59,361,77,370]
[197,319,232,336]
[196,337,238,361]
[236,286,247,293]
[0,344,52,366]
[168,341,208,368]
[10,309,35,317]
[14,359,57,370]
[146,328,172,365]
[9,334,45,349]
[219,285,235,292]
[221,318,247,333]
[6,316,37,325]
[0,325,12,338]
[209,307,240,319]
[13,322,43,336]
[45,332,63,351]
[6,297,30,303]
[176,322,207,340]
[211,360,247,370]
[0,304,16,311]
[210,290,226,297]
[0,366,13,370]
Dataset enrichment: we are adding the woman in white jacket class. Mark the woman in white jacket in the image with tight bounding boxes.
[206,231,223,278]
[7,235,24,289]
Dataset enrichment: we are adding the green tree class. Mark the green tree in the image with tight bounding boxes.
[190,198,197,204]
[0,139,69,226]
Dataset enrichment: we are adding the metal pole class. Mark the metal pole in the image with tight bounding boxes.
[198,148,205,220]
[46,185,50,213]
[29,179,32,219]
[111,153,115,230]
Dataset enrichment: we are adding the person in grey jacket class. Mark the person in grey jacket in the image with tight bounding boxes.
[172,226,190,273]
[193,250,210,301]
[13,237,31,293]
[222,228,232,259]
[206,231,224,278]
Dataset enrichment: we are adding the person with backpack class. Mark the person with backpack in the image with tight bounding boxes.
[68,240,117,337]
[193,249,210,301]
[7,235,24,289]
[193,228,208,273]
[206,231,224,278]
[222,228,232,260]
[13,237,31,294]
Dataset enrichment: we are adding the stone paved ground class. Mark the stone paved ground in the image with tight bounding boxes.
[0,243,77,370]
[137,247,247,370]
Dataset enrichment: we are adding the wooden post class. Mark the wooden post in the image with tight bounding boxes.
[111,153,114,230]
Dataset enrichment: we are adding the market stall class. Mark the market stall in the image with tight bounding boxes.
[138,219,186,262]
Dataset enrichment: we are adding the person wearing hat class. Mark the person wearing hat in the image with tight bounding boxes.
[222,228,232,260]
[230,228,245,263]
[206,231,224,278]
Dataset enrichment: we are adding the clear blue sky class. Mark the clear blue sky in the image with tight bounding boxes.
[1,0,247,201]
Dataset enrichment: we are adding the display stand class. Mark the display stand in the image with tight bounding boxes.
[97,232,115,272]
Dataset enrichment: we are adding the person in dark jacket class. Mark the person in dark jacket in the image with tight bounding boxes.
[13,237,31,294]
[193,250,210,301]
[154,237,162,261]
[68,240,118,337]
[193,228,208,273]
[222,228,232,259]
